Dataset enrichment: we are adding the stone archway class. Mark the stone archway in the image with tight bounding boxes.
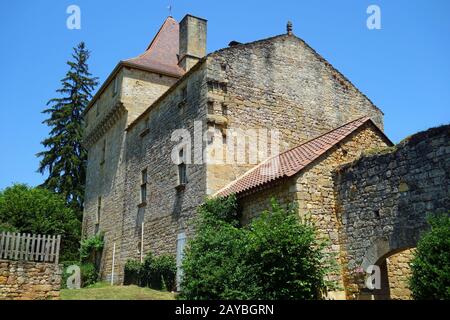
[358,238,416,300]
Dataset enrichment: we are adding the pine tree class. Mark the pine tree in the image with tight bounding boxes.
[37,42,98,215]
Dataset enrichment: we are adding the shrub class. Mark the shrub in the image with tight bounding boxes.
[80,233,104,263]
[124,259,142,286]
[0,222,18,233]
[180,197,337,300]
[80,263,99,287]
[125,253,177,291]
[410,213,450,300]
[153,255,177,291]
[0,184,81,261]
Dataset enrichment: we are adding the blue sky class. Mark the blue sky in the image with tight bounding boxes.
[0,0,449,190]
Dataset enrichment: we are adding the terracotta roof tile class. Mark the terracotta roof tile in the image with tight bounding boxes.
[124,16,185,77]
[215,117,374,198]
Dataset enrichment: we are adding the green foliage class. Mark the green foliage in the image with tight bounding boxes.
[80,263,99,287]
[80,233,104,263]
[124,259,142,286]
[152,255,177,291]
[0,184,81,261]
[180,197,337,300]
[37,42,99,214]
[124,253,177,292]
[410,213,450,300]
[0,222,18,233]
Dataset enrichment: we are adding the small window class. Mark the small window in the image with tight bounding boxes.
[140,169,148,204]
[96,103,100,117]
[178,86,188,107]
[207,101,214,114]
[140,117,150,137]
[178,163,187,186]
[178,149,187,186]
[100,140,106,165]
[95,196,102,234]
[113,77,119,97]
[182,86,187,101]
[221,103,228,116]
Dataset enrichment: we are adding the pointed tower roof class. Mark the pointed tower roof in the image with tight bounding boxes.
[124,16,185,77]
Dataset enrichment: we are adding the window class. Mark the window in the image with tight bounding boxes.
[100,140,106,165]
[96,103,100,117]
[207,101,214,114]
[140,169,148,205]
[95,196,102,234]
[178,86,187,107]
[113,77,119,97]
[221,103,228,116]
[140,117,150,137]
[178,149,187,186]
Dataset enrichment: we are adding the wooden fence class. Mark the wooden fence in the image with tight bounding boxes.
[0,232,61,264]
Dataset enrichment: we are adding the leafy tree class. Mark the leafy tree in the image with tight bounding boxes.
[409,213,450,300]
[37,42,98,214]
[0,184,81,261]
[180,196,337,300]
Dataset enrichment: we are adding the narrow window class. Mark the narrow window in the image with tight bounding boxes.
[113,77,119,96]
[96,103,100,117]
[221,103,228,116]
[100,140,106,165]
[95,196,102,234]
[178,149,187,185]
[179,86,188,108]
[182,86,187,102]
[207,101,214,114]
[140,169,148,204]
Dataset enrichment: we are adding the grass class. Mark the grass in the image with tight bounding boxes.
[60,282,176,300]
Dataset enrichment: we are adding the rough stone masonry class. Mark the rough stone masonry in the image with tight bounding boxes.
[0,260,62,300]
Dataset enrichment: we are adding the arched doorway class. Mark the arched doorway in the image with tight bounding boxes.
[359,239,415,300]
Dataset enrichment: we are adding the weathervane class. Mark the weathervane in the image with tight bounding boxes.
[167,3,173,17]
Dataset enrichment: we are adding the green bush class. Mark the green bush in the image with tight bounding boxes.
[80,233,104,263]
[0,184,81,261]
[124,259,142,286]
[0,222,18,233]
[410,213,450,300]
[180,197,337,300]
[80,263,99,287]
[125,253,177,291]
[153,255,177,291]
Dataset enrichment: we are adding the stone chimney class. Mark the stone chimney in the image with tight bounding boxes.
[178,14,207,71]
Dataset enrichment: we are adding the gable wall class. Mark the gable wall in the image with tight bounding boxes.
[205,35,384,195]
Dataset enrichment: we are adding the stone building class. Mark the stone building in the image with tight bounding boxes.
[82,14,449,299]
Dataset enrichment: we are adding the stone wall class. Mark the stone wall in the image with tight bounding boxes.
[0,260,61,300]
[386,249,414,300]
[335,125,450,299]
[83,66,179,282]
[118,64,209,281]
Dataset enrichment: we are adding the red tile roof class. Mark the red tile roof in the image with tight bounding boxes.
[124,16,185,77]
[215,117,386,198]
